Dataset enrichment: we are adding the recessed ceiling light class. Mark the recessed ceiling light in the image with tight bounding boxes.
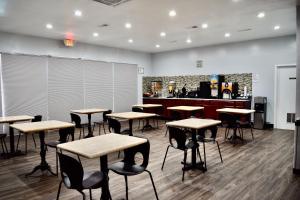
[128,39,133,43]
[225,33,231,38]
[274,25,280,30]
[74,10,82,17]
[169,10,177,17]
[46,23,53,29]
[160,32,166,37]
[201,23,208,29]
[156,44,160,48]
[93,32,99,37]
[125,23,132,29]
[186,38,192,43]
[257,12,265,18]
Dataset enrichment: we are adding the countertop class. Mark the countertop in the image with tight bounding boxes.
[143,97,251,102]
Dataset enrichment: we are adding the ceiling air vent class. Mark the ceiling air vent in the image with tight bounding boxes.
[93,0,131,7]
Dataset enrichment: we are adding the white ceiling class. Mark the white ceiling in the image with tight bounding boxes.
[0,0,296,53]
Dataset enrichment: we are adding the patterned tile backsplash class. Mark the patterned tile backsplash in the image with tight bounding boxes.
[143,73,252,97]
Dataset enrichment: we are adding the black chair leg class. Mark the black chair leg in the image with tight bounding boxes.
[89,189,92,200]
[3,139,7,153]
[79,129,82,140]
[56,180,63,200]
[165,127,169,137]
[56,149,59,175]
[32,134,37,148]
[196,147,202,163]
[0,139,5,154]
[78,191,86,200]
[202,141,207,169]
[145,170,159,200]
[161,145,170,170]
[251,127,254,140]
[16,133,21,151]
[25,134,27,154]
[103,123,106,134]
[182,150,187,182]
[124,175,129,200]
[216,141,223,163]
[98,123,101,135]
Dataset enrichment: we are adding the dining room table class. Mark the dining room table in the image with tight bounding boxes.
[57,133,147,200]
[10,120,75,176]
[106,112,157,136]
[132,104,163,130]
[167,106,204,119]
[0,115,34,156]
[166,118,221,171]
[71,108,108,138]
[216,108,255,143]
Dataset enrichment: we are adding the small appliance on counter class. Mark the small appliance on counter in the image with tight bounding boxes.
[151,81,162,97]
[199,81,211,98]
[167,81,176,98]
[210,74,225,99]
[254,96,267,129]
[221,82,239,99]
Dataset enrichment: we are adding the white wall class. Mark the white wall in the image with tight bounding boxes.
[0,31,152,104]
[152,35,297,124]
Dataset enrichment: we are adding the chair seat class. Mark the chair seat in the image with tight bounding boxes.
[45,141,60,148]
[237,120,252,127]
[0,133,7,138]
[109,162,145,176]
[63,171,104,189]
[94,121,104,125]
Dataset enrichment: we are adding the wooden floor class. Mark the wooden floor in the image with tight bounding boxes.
[0,121,300,200]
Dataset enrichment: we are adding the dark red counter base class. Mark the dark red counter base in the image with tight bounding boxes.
[143,98,251,120]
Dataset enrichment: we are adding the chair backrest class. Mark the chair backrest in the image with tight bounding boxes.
[170,110,181,120]
[58,127,75,143]
[168,127,187,150]
[123,139,150,169]
[70,113,82,128]
[57,152,84,190]
[219,113,236,127]
[108,118,121,133]
[32,115,42,122]
[132,107,143,112]
[103,110,112,122]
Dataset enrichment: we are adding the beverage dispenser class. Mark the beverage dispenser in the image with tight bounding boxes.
[254,96,267,129]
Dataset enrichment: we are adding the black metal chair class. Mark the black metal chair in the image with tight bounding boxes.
[0,133,8,155]
[108,118,130,135]
[71,113,88,139]
[219,113,238,140]
[197,127,223,166]
[16,115,42,154]
[46,127,75,175]
[161,127,201,181]
[108,140,159,200]
[132,107,144,129]
[93,110,112,135]
[56,152,108,200]
[237,120,254,141]
[165,110,182,136]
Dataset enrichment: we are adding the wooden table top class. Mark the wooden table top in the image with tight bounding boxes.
[0,115,34,124]
[57,133,147,159]
[107,112,157,120]
[71,108,108,114]
[10,120,75,133]
[216,108,255,114]
[132,104,163,108]
[167,106,204,111]
[166,118,221,129]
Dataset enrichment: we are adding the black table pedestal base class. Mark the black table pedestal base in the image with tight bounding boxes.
[183,162,207,172]
[26,162,56,177]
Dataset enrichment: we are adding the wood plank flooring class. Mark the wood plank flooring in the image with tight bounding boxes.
[0,121,299,200]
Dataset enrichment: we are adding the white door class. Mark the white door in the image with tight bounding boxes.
[276,65,296,130]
